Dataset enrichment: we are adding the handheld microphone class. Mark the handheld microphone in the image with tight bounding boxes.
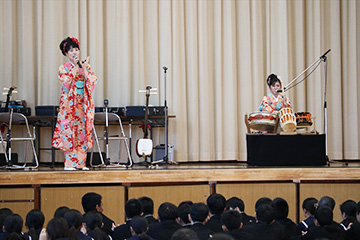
[163,66,168,73]
[73,55,82,68]
[276,89,283,93]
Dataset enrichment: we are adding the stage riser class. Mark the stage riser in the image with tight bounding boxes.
[1,182,360,227]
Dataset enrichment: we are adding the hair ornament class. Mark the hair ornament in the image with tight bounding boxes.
[71,37,80,46]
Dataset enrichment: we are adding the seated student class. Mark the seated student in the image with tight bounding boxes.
[339,200,360,240]
[254,197,272,210]
[302,206,345,240]
[188,203,213,240]
[176,203,192,227]
[297,197,318,235]
[221,210,255,240]
[0,208,13,230]
[205,193,226,233]
[147,202,182,240]
[46,217,70,240]
[112,198,143,240]
[211,233,235,240]
[271,197,297,240]
[82,192,115,236]
[357,201,360,223]
[242,204,285,240]
[317,196,344,233]
[24,209,45,240]
[138,197,158,225]
[171,228,199,240]
[54,206,70,218]
[64,209,92,240]
[128,216,155,240]
[226,197,256,225]
[85,212,111,240]
[0,214,29,240]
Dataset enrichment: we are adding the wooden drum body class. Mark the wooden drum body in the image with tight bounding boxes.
[279,107,297,132]
[295,112,313,126]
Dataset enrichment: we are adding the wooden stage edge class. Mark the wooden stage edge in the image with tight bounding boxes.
[1,164,360,186]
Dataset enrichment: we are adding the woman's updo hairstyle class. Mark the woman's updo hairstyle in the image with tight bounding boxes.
[266,73,281,87]
[59,37,80,56]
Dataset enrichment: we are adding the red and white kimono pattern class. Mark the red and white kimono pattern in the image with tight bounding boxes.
[52,61,97,168]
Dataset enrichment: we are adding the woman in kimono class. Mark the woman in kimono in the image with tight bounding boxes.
[52,37,97,170]
[259,73,291,114]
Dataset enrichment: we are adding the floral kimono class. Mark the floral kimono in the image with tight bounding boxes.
[52,61,97,168]
[259,93,291,113]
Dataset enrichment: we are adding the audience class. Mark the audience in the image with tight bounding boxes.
[188,203,213,240]
[24,209,45,240]
[147,202,182,240]
[128,216,155,240]
[226,197,256,225]
[205,193,226,233]
[113,198,143,240]
[296,197,318,235]
[301,205,345,240]
[82,192,115,236]
[271,197,297,239]
[138,197,158,225]
[221,210,255,240]
[2,194,360,240]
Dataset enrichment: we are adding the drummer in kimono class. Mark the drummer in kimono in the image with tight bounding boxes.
[259,73,291,114]
[52,37,98,170]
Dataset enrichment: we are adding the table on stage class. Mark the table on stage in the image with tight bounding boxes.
[26,115,175,166]
[246,133,327,166]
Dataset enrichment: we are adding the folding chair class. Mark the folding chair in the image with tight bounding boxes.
[0,109,38,169]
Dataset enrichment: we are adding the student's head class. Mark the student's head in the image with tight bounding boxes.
[84,211,103,231]
[82,192,103,213]
[64,209,83,230]
[226,197,245,212]
[46,217,69,240]
[207,193,226,215]
[340,200,357,220]
[314,206,333,226]
[318,196,336,210]
[0,208,13,229]
[211,233,235,240]
[271,197,289,219]
[25,209,45,230]
[125,198,143,219]
[255,197,272,210]
[54,206,70,218]
[189,203,209,223]
[302,197,318,216]
[177,203,192,225]
[255,204,276,224]
[158,202,178,221]
[60,37,80,56]
[221,210,243,231]
[171,228,199,240]
[3,214,23,233]
[138,196,154,215]
[129,216,149,235]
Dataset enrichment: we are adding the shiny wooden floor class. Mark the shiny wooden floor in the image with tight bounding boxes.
[1,160,360,186]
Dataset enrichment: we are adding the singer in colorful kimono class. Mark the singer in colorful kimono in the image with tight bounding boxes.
[52,37,98,170]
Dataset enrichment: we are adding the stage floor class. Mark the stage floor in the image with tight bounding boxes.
[1,160,360,186]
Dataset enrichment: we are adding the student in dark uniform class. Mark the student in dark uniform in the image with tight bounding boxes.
[301,206,345,240]
[82,192,115,236]
[138,197,158,225]
[242,203,285,240]
[297,198,318,235]
[128,216,156,240]
[176,203,192,227]
[188,203,214,240]
[147,202,182,240]
[112,198,143,240]
[171,228,199,240]
[271,197,297,240]
[85,212,111,240]
[221,210,255,240]
[317,196,345,234]
[24,209,45,240]
[226,197,256,225]
[64,210,92,240]
[0,214,30,240]
[205,193,226,233]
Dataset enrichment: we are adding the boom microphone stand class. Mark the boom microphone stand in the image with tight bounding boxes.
[283,49,331,162]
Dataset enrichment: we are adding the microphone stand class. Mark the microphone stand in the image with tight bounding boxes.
[104,99,111,165]
[283,49,331,163]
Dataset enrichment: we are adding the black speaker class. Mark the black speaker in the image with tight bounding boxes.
[0,153,18,166]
